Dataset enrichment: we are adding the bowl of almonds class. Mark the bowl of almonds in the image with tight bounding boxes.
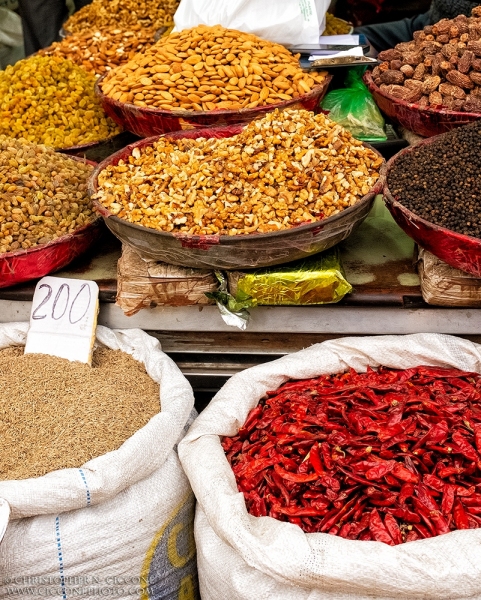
[0,138,102,288]
[95,25,332,138]
[89,109,384,270]
[365,8,481,137]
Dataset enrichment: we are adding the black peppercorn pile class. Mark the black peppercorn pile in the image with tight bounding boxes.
[388,120,481,238]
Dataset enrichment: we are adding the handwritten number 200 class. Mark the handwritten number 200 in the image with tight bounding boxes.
[32,283,91,324]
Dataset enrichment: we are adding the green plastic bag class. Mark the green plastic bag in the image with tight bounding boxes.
[321,69,387,142]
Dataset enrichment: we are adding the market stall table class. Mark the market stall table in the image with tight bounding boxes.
[1,199,480,407]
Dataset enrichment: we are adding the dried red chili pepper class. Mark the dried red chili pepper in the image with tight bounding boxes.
[453,499,470,529]
[224,365,481,545]
[273,464,319,483]
[441,485,456,516]
[369,509,395,545]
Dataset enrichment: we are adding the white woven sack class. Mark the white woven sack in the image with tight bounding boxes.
[179,333,481,600]
[174,0,328,46]
[0,322,199,600]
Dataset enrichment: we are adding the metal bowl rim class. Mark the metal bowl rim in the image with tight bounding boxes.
[364,70,481,119]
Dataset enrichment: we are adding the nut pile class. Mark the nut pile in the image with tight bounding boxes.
[94,109,383,236]
[0,346,160,480]
[372,7,481,111]
[64,0,179,34]
[100,25,328,112]
[387,120,481,238]
[0,136,95,254]
[40,26,157,77]
[0,55,121,148]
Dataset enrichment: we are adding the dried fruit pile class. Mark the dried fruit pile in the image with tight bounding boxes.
[93,109,383,236]
[0,55,121,148]
[223,365,481,544]
[40,26,157,77]
[371,6,481,112]
[0,136,95,254]
[64,0,179,34]
[100,24,328,112]
[323,13,352,36]
[388,120,481,238]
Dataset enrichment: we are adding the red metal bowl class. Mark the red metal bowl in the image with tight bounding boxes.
[384,138,481,277]
[364,70,481,138]
[89,125,385,270]
[94,74,332,138]
[0,157,103,289]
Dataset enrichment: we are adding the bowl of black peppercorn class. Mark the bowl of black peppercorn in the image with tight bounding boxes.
[384,120,481,277]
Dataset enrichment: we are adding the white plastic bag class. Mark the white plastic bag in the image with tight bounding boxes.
[0,323,199,600]
[174,0,329,45]
[179,334,481,600]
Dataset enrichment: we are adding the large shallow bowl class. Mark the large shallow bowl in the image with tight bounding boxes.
[94,74,332,138]
[0,157,102,289]
[384,138,481,277]
[364,70,481,138]
[89,126,385,270]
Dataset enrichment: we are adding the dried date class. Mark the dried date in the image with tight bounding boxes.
[446,70,475,88]
[380,70,405,85]
[463,94,481,111]
[467,40,481,55]
[458,49,474,72]
[422,75,441,94]
[413,63,426,79]
[378,49,402,62]
[429,90,443,105]
[469,71,481,85]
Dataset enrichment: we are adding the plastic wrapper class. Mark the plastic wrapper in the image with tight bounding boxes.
[116,244,218,316]
[94,75,332,138]
[90,128,384,270]
[228,249,352,306]
[321,69,386,142]
[384,138,481,278]
[417,247,481,307]
[173,0,328,46]
[364,70,481,138]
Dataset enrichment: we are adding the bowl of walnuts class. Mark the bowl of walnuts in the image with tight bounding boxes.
[89,109,385,270]
[365,8,481,137]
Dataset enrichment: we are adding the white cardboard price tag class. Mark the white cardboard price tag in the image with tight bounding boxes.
[25,276,99,365]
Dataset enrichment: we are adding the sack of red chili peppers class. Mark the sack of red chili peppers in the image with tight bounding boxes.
[178,334,481,600]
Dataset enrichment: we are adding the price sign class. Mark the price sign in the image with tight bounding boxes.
[25,277,99,365]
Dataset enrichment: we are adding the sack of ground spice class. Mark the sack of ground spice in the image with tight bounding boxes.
[179,334,481,600]
[0,322,199,599]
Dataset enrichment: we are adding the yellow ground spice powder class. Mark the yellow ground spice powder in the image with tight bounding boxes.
[0,346,160,480]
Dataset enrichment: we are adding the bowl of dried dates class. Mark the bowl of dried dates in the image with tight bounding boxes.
[365,8,481,138]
